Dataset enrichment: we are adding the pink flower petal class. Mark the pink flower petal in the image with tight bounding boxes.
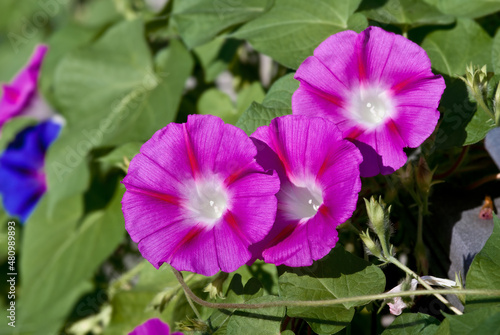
[292,26,445,177]
[129,318,182,335]
[250,115,361,267]
[263,221,312,267]
[356,26,433,87]
[122,114,279,276]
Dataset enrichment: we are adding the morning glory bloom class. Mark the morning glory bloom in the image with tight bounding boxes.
[292,26,445,177]
[0,45,54,131]
[0,120,61,222]
[129,318,182,335]
[249,115,362,267]
[121,114,279,276]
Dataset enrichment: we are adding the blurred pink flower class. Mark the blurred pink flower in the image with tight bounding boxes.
[0,45,54,131]
[129,318,182,335]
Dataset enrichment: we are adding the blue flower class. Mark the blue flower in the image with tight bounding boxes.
[0,120,61,223]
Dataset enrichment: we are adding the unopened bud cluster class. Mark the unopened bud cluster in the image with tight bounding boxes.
[360,196,393,262]
[460,63,500,126]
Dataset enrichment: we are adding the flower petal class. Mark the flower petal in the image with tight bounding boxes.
[263,222,312,267]
[0,45,48,128]
[357,26,433,87]
[186,114,257,180]
[129,318,180,335]
[251,115,361,266]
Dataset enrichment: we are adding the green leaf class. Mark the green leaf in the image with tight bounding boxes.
[436,307,500,335]
[381,313,440,335]
[18,185,125,335]
[194,38,240,83]
[0,34,43,82]
[431,76,475,150]
[209,274,265,334]
[465,215,500,310]
[198,83,265,124]
[236,102,290,135]
[236,73,298,134]
[172,0,272,48]
[104,264,181,335]
[493,29,500,74]
[226,295,286,335]
[463,106,496,145]
[237,82,266,114]
[232,0,367,69]
[74,0,121,28]
[98,142,143,168]
[47,19,193,205]
[361,0,454,28]
[40,22,101,107]
[198,89,239,123]
[0,117,37,152]
[423,0,500,19]
[278,246,386,335]
[421,19,492,77]
[261,73,299,108]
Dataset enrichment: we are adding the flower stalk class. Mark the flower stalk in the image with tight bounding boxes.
[171,267,500,310]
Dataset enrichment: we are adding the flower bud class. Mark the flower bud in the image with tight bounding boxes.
[359,230,382,259]
[364,196,391,248]
[203,272,229,299]
[176,317,208,332]
[416,156,433,195]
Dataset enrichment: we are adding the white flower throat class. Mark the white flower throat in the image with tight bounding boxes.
[280,182,323,221]
[350,87,394,127]
[188,180,228,225]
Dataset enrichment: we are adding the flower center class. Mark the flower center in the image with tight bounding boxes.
[350,87,393,127]
[188,180,228,225]
[280,182,323,221]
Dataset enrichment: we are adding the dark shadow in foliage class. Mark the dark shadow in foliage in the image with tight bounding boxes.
[384,316,439,330]
[247,262,277,295]
[432,75,476,151]
[408,22,456,45]
[357,0,390,11]
[462,253,476,275]
[279,246,372,279]
[230,310,283,322]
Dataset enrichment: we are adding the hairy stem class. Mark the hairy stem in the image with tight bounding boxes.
[171,268,499,310]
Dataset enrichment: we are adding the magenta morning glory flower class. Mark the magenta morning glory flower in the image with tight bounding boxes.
[0,120,62,222]
[249,115,362,267]
[129,318,182,335]
[121,114,279,276]
[0,45,54,132]
[292,26,445,177]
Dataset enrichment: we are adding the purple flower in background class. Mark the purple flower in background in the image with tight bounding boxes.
[0,120,61,222]
[249,115,362,267]
[129,318,182,335]
[0,45,54,131]
[292,26,445,177]
[122,114,279,276]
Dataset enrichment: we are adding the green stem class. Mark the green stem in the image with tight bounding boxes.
[475,92,496,121]
[172,268,498,310]
[388,256,462,315]
[417,204,424,247]
[109,261,146,297]
[183,284,203,320]
[415,202,429,275]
